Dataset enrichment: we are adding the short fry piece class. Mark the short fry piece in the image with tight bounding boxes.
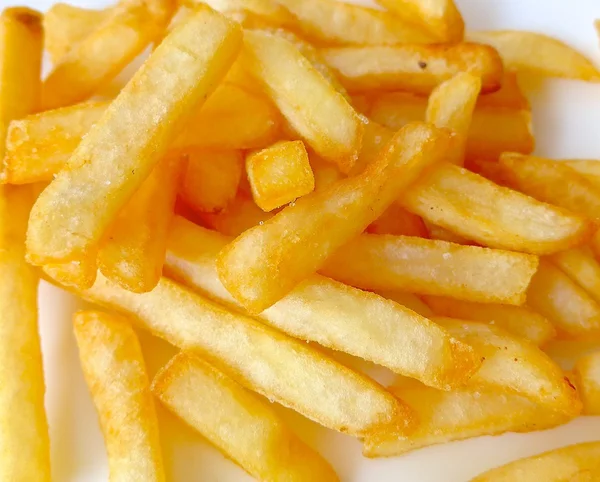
[424,296,556,346]
[27,8,243,266]
[246,140,314,212]
[573,352,600,415]
[527,260,600,338]
[73,311,165,481]
[218,123,449,312]
[402,163,592,255]
[242,30,363,172]
[321,234,538,305]
[550,247,600,305]
[179,148,243,214]
[321,44,503,94]
[470,442,600,481]
[153,353,339,481]
[166,217,481,390]
[426,72,481,165]
[42,0,175,109]
[467,30,600,81]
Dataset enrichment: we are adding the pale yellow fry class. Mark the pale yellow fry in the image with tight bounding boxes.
[320,234,538,305]
[153,352,339,481]
[376,0,464,42]
[424,296,556,346]
[573,352,600,415]
[434,317,581,415]
[550,247,600,305]
[27,8,243,266]
[0,9,49,480]
[364,383,569,458]
[42,0,175,110]
[467,30,600,81]
[98,154,180,293]
[242,30,363,173]
[73,311,164,482]
[217,123,449,313]
[426,72,481,165]
[527,259,600,338]
[402,163,593,255]
[470,442,600,482]
[44,3,112,62]
[165,216,480,390]
[68,273,412,436]
[274,0,433,45]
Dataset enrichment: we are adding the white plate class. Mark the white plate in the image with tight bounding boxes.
[7,0,600,480]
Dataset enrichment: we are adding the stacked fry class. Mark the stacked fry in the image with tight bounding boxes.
[1,0,600,479]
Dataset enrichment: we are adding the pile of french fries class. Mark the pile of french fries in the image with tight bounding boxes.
[2,0,600,479]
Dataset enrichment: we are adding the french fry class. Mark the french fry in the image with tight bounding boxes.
[363,382,568,458]
[153,352,339,481]
[217,123,450,313]
[98,154,180,293]
[426,72,481,165]
[368,91,535,161]
[401,163,592,255]
[194,0,295,27]
[178,148,242,214]
[550,247,600,305]
[44,3,112,62]
[424,296,556,346]
[349,119,395,176]
[367,203,428,237]
[198,193,272,236]
[242,30,363,172]
[43,259,98,290]
[165,216,481,389]
[274,0,434,45]
[0,9,50,480]
[527,260,600,338]
[467,30,600,81]
[246,140,315,212]
[310,154,345,192]
[476,72,530,110]
[470,442,600,481]
[375,0,464,43]
[562,159,600,187]
[573,352,600,415]
[321,234,538,305]
[26,8,243,266]
[73,311,165,481]
[373,291,433,317]
[42,0,175,110]
[68,272,413,436]
[426,223,473,244]
[545,340,600,371]
[320,43,503,94]
[434,317,581,415]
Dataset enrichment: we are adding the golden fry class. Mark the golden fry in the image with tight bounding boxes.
[198,194,272,236]
[27,8,243,266]
[195,0,295,27]
[550,247,600,305]
[562,159,600,187]
[73,311,165,481]
[544,340,600,371]
[152,352,339,481]
[373,291,433,317]
[43,259,98,290]
[217,123,449,313]
[573,352,600,415]
[166,216,481,390]
[310,154,345,192]
[476,72,530,110]
[321,43,503,94]
[367,203,428,237]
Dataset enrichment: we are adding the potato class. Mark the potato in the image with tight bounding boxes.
[242,30,363,172]
[165,216,481,390]
[246,140,314,212]
[198,193,272,236]
[310,154,345,192]
[217,123,450,313]
[550,247,600,305]
[42,0,175,109]
[367,203,428,237]
[321,43,503,95]
[467,30,600,81]
[424,296,556,346]
[43,259,98,290]
[26,7,243,266]
[573,352,600,415]
[563,159,600,187]
[152,352,338,481]
[476,72,530,110]
[402,163,592,255]
[195,0,295,27]
[178,148,243,214]
[321,234,538,305]
[470,442,600,481]
[73,311,165,481]
[373,291,433,317]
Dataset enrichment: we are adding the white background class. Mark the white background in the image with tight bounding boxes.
[3,0,600,480]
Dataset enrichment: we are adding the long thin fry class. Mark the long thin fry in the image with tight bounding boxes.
[73,311,165,481]
[26,7,243,266]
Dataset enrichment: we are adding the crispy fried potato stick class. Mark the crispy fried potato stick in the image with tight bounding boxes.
[165,216,480,390]
[197,194,272,236]
[153,352,339,481]
[27,7,243,266]
[217,123,450,312]
[367,203,428,237]
[191,0,295,27]
[573,352,600,415]
[73,311,165,481]
[550,247,600,305]
[374,291,433,317]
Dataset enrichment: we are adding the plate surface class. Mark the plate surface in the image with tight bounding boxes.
[7,0,600,480]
